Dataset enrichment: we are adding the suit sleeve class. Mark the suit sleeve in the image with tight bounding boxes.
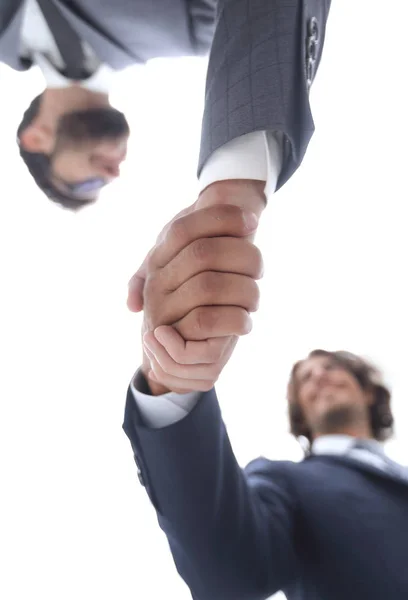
[123,383,299,600]
[198,0,332,190]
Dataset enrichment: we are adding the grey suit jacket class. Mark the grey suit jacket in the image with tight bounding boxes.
[1,0,331,188]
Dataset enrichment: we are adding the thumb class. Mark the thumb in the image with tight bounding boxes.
[127,271,145,312]
[127,254,149,312]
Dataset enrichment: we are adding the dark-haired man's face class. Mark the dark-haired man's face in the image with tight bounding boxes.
[50,107,130,198]
[295,356,373,439]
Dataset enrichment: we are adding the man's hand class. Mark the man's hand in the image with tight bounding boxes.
[128,180,266,313]
[134,203,263,394]
[127,179,266,394]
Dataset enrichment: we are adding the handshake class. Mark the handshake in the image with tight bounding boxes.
[127,180,265,395]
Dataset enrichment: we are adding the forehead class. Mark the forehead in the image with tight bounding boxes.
[295,355,335,377]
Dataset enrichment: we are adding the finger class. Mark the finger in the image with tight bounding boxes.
[127,258,148,312]
[143,337,215,392]
[173,306,252,341]
[160,237,263,291]
[145,331,222,379]
[155,201,197,246]
[147,369,192,395]
[127,244,157,312]
[146,366,195,395]
[147,369,197,395]
[156,272,260,325]
[149,205,259,270]
[154,326,238,365]
[127,202,197,312]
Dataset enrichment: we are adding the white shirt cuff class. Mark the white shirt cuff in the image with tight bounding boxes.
[198,131,282,201]
[130,368,201,429]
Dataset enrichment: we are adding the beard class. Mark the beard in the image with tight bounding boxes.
[53,107,130,152]
[312,403,369,437]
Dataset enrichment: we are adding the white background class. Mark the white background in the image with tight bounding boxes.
[0,1,407,598]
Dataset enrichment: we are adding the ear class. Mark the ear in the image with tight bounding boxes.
[19,125,54,153]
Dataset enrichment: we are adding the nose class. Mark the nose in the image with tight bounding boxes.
[94,158,121,179]
[101,162,120,178]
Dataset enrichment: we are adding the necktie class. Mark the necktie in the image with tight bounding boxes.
[36,0,87,80]
[352,440,408,482]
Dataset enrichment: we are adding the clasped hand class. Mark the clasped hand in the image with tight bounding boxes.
[128,187,264,394]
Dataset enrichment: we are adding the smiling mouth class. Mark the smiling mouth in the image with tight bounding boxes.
[317,383,336,392]
[315,384,339,401]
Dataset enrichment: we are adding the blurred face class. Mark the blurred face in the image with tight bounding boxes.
[50,107,130,199]
[294,355,373,439]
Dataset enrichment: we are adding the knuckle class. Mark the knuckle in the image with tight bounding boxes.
[216,203,243,219]
[169,217,189,245]
[144,271,158,292]
[236,308,252,334]
[252,245,264,278]
[145,252,156,274]
[220,205,247,230]
[208,339,228,363]
[209,204,246,230]
[248,280,260,312]
[212,366,223,381]
[191,238,213,264]
[194,307,219,334]
[198,271,220,296]
[236,206,248,230]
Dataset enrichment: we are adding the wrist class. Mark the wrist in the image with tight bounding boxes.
[141,352,172,396]
[141,321,172,396]
[197,179,266,219]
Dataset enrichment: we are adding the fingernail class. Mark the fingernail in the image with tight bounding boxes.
[244,212,259,230]
[154,328,164,344]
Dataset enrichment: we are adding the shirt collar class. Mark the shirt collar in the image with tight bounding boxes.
[34,52,115,94]
[312,434,385,457]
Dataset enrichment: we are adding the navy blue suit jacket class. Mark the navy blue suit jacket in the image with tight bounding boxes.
[123,385,408,600]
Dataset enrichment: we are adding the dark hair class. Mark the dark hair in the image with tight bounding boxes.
[287,350,394,447]
[17,94,93,211]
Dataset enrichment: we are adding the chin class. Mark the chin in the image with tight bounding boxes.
[314,403,363,435]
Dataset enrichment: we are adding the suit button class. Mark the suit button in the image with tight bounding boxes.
[307,37,318,62]
[137,468,145,486]
[306,57,314,89]
[306,16,319,89]
[308,16,319,41]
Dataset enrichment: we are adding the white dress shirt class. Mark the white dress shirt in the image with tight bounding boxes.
[131,368,199,429]
[312,434,392,471]
[21,0,282,198]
